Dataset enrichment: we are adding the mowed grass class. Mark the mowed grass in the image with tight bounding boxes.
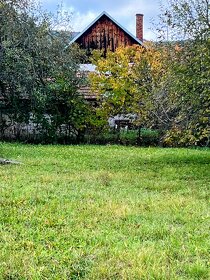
[0,143,209,280]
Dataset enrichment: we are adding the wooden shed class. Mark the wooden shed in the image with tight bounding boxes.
[70,11,144,56]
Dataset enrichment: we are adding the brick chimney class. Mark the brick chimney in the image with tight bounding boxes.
[136,14,144,42]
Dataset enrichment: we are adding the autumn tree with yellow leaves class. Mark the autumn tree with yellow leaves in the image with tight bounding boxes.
[89,43,171,129]
[89,42,177,140]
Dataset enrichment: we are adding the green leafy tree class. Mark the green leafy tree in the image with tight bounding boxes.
[0,0,89,143]
[159,0,210,146]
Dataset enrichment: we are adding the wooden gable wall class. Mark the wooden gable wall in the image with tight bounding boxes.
[75,15,139,55]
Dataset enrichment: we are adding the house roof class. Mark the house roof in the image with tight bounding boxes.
[70,11,143,46]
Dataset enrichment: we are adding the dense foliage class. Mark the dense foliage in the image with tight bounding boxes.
[89,0,210,147]
[90,43,170,126]
[0,0,90,143]
[161,0,210,146]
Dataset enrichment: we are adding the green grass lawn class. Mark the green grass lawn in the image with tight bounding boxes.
[0,143,209,279]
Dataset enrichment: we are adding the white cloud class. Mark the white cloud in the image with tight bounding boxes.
[71,10,98,33]
[38,0,167,40]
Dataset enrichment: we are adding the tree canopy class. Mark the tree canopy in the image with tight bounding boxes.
[0,0,90,143]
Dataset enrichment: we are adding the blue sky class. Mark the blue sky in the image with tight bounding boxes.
[39,0,168,40]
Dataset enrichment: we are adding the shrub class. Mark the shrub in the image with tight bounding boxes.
[140,128,159,146]
[84,128,160,146]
